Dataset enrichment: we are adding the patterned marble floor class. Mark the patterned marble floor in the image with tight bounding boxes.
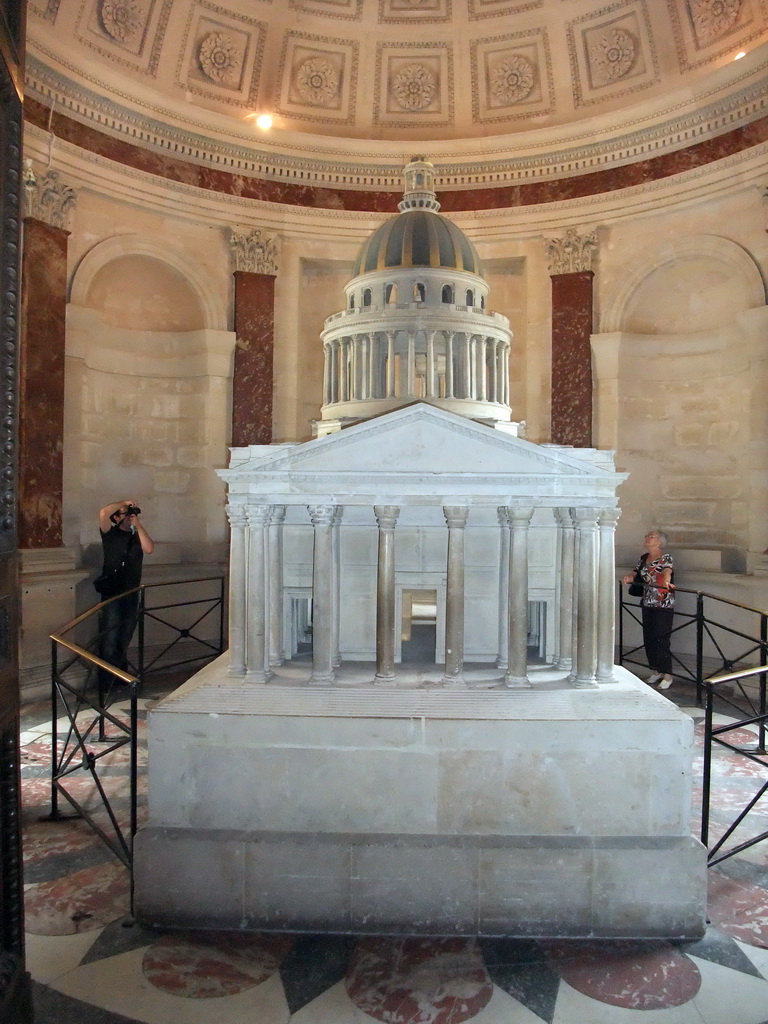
[20,677,768,1024]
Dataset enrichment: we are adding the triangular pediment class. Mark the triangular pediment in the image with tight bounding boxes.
[222,405,620,483]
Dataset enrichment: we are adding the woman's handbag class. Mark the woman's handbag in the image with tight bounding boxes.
[628,553,648,596]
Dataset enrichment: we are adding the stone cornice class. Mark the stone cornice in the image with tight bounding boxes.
[24,47,768,194]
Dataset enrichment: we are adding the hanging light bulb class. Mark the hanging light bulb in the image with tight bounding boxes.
[255,114,273,130]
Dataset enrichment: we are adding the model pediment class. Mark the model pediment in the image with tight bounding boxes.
[224,405,617,481]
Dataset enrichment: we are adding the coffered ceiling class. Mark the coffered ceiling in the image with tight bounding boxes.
[24,0,768,180]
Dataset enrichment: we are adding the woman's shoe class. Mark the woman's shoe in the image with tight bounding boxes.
[647,672,662,685]
[658,675,673,689]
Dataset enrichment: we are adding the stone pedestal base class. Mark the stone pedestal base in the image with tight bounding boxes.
[134,658,706,938]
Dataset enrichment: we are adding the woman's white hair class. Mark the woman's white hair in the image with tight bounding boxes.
[651,529,668,547]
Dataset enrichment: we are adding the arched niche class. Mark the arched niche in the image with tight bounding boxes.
[70,235,226,331]
[600,235,766,335]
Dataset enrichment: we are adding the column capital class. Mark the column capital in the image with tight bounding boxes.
[545,228,598,275]
[553,506,574,528]
[497,506,510,527]
[504,505,534,527]
[598,506,621,528]
[246,504,272,526]
[229,227,279,275]
[22,165,77,229]
[268,504,287,525]
[226,502,248,527]
[308,504,335,525]
[443,506,469,528]
[572,506,600,526]
[374,505,400,529]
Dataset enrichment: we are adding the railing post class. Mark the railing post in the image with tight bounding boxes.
[129,679,138,917]
[137,586,145,693]
[700,678,713,853]
[49,637,59,819]
[617,579,624,666]
[696,592,704,706]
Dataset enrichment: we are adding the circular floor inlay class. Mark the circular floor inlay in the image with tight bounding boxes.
[541,940,701,1010]
[346,937,493,1024]
[143,931,293,999]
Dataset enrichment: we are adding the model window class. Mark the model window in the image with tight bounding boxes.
[465,289,474,306]
[442,285,453,303]
[385,283,397,304]
[414,282,426,303]
[480,295,485,309]
[349,295,355,310]
[363,288,372,307]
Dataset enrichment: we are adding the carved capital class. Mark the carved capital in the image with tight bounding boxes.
[225,502,248,528]
[22,163,77,229]
[546,228,598,275]
[245,504,271,527]
[308,504,335,526]
[374,505,400,530]
[443,505,469,529]
[229,228,279,275]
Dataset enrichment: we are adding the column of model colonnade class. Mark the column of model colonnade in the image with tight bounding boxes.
[225,501,619,686]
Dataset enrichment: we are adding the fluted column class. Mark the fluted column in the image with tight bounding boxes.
[505,506,534,688]
[226,503,248,676]
[463,335,472,398]
[374,505,400,684]
[573,507,599,688]
[245,504,271,684]
[442,506,469,687]
[596,507,621,682]
[496,506,510,670]
[477,338,487,401]
[332,506,343,668]
[308,504,336,685]
[268,505,286,667]
[554,507,575,672]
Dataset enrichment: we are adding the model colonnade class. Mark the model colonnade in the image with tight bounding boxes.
[225,500,620,690]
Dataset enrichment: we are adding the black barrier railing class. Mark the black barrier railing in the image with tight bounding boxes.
[700,664,768,866]
[46,575,225,911]
[619,584,768,866]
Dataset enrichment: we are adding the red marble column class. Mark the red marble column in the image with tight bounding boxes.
[19,218,68,548]
[232,271,275,446]
[550,270,594,447]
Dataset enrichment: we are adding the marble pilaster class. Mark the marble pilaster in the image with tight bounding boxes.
[495,506,510,670]
[268,505,286,667]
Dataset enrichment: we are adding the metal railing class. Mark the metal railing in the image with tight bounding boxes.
[45,575,225,908]
[619,583,768,866]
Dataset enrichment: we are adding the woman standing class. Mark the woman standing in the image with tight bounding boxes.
[623,530,675,689]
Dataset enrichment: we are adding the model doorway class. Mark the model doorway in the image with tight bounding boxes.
[400,589,437,663]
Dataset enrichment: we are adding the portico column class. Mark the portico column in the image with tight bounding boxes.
[374,505,400,684]
[268,505,286,666]
[554,507,575,672]
[308,504,336,685]
[463,335,472,398]
[573,507,599,688]
[442,506,469,687]
[407,333,415,396]
[495,506,510,670]
[332,506,343,667]
[505,506,534,688]
[596,507,621,682]
[445,332,454,397]
[226,503,247,675]
[245,504,271,684]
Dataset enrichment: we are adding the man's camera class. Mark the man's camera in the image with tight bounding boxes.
[124,505,141,517]
[111,504,141,523]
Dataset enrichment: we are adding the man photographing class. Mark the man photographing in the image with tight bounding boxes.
[97,499,154,686]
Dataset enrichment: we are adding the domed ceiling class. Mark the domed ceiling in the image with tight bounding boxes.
[24,0,768,186]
